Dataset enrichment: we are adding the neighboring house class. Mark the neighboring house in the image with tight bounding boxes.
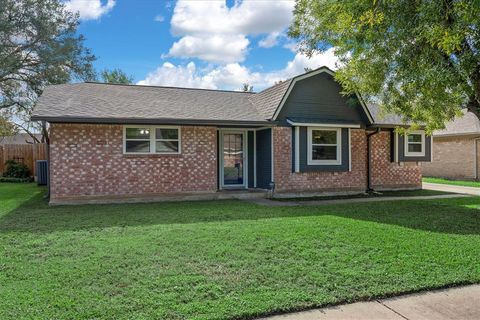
[420,109,480,180]
[32,67,432,204]
[0,133,42,145]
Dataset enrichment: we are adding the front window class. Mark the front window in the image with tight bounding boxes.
[307,127,341,165]
[124,126,180,154]
[405,131,425,156]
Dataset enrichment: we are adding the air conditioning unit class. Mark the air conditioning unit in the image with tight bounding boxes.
[36,160,48,186]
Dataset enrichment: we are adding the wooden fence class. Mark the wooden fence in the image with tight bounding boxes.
[0,143,48,177]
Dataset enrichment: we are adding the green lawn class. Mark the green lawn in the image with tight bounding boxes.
[424,177,480,188]
[1,183,480,319]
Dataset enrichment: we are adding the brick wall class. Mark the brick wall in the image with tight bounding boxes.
[370,130,422,189]
[273,127,421,193]
[49,124,217,200]
[420,135,478,179]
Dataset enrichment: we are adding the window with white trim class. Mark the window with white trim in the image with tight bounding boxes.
[404,130,425,157]
[124,126,180,154]
[307,127,342,165]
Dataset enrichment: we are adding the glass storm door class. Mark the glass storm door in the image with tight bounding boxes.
[222,132,246,188]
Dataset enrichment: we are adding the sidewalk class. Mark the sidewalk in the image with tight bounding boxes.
[423,182,480,196]
[260,284,480,320]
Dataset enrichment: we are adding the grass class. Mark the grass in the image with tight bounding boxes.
[1,183,480,319]
[423,177,480,188]
[274,189,452,202]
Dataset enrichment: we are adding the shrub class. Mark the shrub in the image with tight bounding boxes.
[3,160,31,178]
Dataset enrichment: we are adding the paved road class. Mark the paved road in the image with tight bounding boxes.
[423,182,480,196]
[260,285,480,320]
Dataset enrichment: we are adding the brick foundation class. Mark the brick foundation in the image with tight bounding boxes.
[273,127,421,193]
[49,124,217,201]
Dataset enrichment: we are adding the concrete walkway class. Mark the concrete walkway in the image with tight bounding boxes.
[423,182,480,196]
[260,284,480,320]
[246,193,468,207]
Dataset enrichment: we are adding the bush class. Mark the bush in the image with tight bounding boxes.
[3,160,31,178]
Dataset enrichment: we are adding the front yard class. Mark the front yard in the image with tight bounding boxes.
[424,177,480,188]
[1,183,480,319]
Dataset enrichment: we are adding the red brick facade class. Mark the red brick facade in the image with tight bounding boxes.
[370,130,422,189]
[272,127,421,193]
[49,124,421,202]
[49,124,217,201]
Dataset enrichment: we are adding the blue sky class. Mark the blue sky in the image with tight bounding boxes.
[67,0,337,91]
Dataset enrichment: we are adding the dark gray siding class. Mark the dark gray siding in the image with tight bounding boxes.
[396,133,432,162]
[276,72,370,125]
[292,127,350,172]
[256,128,272,189]
[247,131,254,188]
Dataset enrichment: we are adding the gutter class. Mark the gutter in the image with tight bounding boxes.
[366,128,381,191]
[30,116,274,127]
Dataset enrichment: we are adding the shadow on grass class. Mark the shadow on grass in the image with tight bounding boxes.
[1,191,480,235]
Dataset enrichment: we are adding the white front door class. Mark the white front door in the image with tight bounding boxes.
[220,131,247,189]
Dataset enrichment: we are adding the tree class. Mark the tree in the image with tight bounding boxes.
[0,115,18,143]
[242,83,253,92]
[289,0,480,132]
[0,0,96,142]
[101,68,134,84]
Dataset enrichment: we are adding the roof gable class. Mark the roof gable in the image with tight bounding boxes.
[271,67,373,124]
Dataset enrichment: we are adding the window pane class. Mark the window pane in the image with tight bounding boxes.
[126,128,150,139]
[156,128,178,140]
[312,145,337,160]
[312,130,337,144]
[408,143,422,153]
[408,134,422,143]
[156,141,179,153]
[126,140,150,153]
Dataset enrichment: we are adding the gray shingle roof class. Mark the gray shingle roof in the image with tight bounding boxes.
[32,82,268,124]
[249,79,292,119]
[434,109,480,136]
[367,103,406,126]
[32,68,409,127]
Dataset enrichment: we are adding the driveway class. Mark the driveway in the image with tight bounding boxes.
[260,284,480,320]
[423,182,480,196]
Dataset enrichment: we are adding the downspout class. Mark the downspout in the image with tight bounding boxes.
[474,137,480,180]
[43,120,50,200]
[366,128,381,191]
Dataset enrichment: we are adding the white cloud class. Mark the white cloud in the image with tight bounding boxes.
[258,32,281,49]
[168,34,250,63]
[64,0,115,21]
[154,14,165,22]
[167,0,295,63]
[138,48,341,91]
[171,1,295,36]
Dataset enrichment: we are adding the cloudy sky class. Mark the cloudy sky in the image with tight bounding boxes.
[68,0,338,91]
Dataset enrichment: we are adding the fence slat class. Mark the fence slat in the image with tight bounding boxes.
[0,143,47,176]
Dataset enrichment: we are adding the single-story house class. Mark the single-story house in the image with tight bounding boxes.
[420,109,480,180]
[32,67,432,204]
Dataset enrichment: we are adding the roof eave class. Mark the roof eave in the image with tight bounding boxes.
[30,115,274,127]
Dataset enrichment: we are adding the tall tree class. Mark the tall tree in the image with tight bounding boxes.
[0,114,18,143]
[242,83,253,92]
[290,0,480,132]
[0,0,96,141]
[101,68,133,84]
